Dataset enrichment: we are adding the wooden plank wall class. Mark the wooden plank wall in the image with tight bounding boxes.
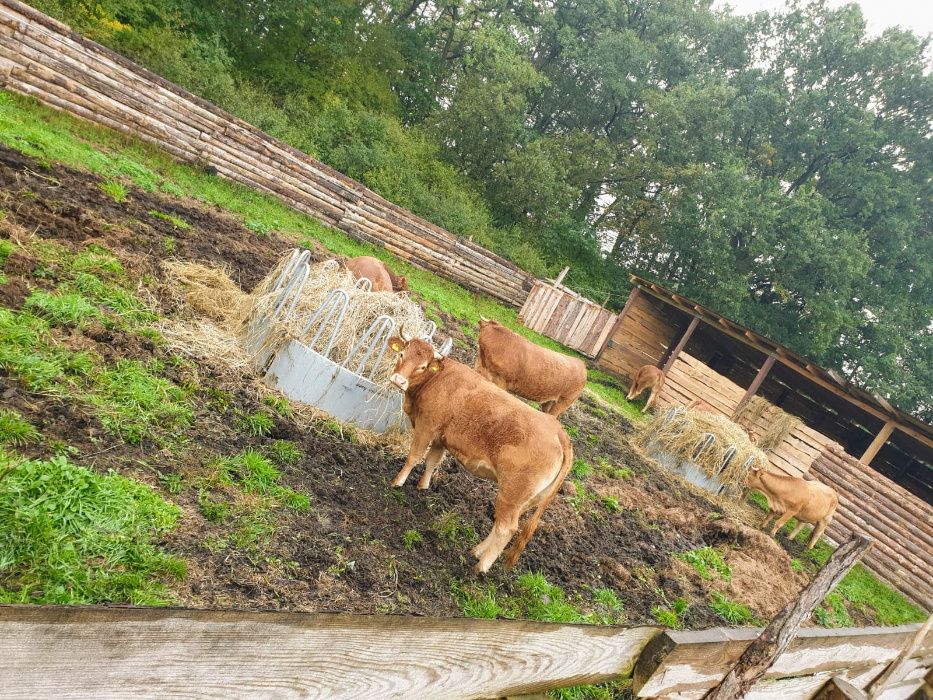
[596,293,679,379]
[519,281,616,357]
[0,0,535,307]
[1,606,930,700]
[812,447,933,610]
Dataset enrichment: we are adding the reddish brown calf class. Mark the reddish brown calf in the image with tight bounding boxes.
[626,365,665,412]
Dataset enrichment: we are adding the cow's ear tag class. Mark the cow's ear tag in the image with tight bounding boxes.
[390,341,402,352]
[429,361,441,372]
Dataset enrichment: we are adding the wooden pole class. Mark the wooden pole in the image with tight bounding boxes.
[732,353,777,418]
[595,286,640,362]
[553,266,570,286]
[859,420,896,466]
[704,534,871,700]
[867,613,933,698]
[661,316,700,373]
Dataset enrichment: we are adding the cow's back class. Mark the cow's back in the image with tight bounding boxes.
[478,322,587,404]
[798,479,838,522]
[345,256,393,291]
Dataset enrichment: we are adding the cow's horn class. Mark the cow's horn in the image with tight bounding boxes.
[480,315,489,323]
[399,323,411,342]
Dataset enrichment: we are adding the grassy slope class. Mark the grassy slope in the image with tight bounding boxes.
[0,89,924,698]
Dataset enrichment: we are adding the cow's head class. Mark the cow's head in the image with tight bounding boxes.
[387,330,443,392]
[744,465,764,490]
[394,275,409,292]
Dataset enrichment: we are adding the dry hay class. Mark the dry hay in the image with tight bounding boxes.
[735,395,801,451]
[639,408,769,494]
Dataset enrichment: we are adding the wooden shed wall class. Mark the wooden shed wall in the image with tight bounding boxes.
[812,447,933,610]
[0,0,535,306]
[597,294,680,380]
[519,281,616,357]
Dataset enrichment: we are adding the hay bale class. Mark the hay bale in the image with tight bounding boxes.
[736,396,801,451]
[640,407,768,494]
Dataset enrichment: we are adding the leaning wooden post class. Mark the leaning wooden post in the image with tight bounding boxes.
[704,534,871,700]
[867,613,933,698]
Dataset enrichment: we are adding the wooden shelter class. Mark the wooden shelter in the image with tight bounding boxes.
[596,276,933,609]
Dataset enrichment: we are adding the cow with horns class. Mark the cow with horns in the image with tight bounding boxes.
[475,318,587,417]
[386,325,574,573]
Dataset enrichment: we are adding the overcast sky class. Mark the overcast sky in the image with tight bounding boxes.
[715,0,933,37]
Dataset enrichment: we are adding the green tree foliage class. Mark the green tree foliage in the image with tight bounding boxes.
[32,0,933,419]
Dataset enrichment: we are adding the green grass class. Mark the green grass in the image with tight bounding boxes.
[652,597,689,629]
[266,439,302,466]
[432,511,477,546]
[237,411,275,437]
[675,546,732,582]
[25,289,100,327]
[214,449,310,511]
[834,564,925,626]
[0,409,39,446]
[98,179,127,202]
[571,458,592,479]
[601,496,621,513]
[709,592,755,625]
[402,529,423,551]
[814,592,853,628]
[148,209,190,230]
[0,449,184,604]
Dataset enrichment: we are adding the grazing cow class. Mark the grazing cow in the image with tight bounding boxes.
[387,333,573,573]
[475,319,587,417]
[344,256,408,292]
[745,466,838,549]
[626,365,665,412]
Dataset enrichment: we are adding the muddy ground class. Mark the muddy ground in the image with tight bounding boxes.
[0,144,817,627]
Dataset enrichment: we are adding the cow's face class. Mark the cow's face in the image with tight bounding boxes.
[387,337,442,392]
[745,466,764,490]
[395,276,409,292]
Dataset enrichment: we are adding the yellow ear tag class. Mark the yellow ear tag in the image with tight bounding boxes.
[390,342,402,351]
[430,364,440,372]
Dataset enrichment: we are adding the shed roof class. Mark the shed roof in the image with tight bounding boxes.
[630,275,932,450]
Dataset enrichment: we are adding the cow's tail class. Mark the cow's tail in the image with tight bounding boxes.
[504,428,573,569]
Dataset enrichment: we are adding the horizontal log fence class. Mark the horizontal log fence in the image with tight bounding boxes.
[0,0,536,307]
[518,280,616,357]
[0,605,929,699]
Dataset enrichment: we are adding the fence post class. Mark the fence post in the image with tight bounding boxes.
[867,613,933,698]
[553,267,570,286]
[704,534,871,700]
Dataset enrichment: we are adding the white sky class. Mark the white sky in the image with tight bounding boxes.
[716,0,933,37]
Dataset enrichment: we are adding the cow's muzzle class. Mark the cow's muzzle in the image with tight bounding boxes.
[389,373,409,391]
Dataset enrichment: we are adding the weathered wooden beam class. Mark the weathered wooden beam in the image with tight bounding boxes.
[595,285,639,362]
[553,266,570,286]
[813,677,870,700]
[732,354,777,418]
[661,316,700,373]
[0,606,658,700]
[859,420,896,466]
[868,614,933,698]
[704,534,872,700]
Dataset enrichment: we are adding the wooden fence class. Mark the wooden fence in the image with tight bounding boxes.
[518,280,616,357]
[1,605,930,699]
[812,447,933,611]
[0,0,535,306]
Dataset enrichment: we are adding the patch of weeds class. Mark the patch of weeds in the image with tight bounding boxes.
[161,237,176,255]
[432,511,477,546]
[709,592,755,625]
[69,273,156,325]
[197,489,229,523]
[834,564,925,626]
[591,587,625,624]
[790,558,805,573]
[814,592,852,628]
[230,510,276,552]
[206,387,232,411]
[148,209,190,230]
[571,458,592,479]
[245,218,273,236]
[601,496,621,513]
[25,289,99,327]
[237,411,275,437]
[158,472,183,494]
[70,244,124,278]
[568,481,594,513]
[452,581,503,619]
[215,450,310,511]
[263,395,294,418]
[508,573,589,623]
[266,439,302,466]
[675,546,732,581]
[0,409,39,446]
[85,360,193,444]
[652,597,689,629]
[610,467,632,479]
[587,433,600,445]
[566,425,580,438]
[552,682,628,700]
[98,179,127,202]
[327,544,355,577]
[0,450,184,605]
[402,529,423,551]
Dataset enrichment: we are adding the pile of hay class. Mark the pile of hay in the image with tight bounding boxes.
[640,408,768,494]
[735,396,801,451]
[163,253,432,385]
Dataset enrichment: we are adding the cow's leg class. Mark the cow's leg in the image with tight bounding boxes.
[539,400,556,414]
[472,495,522,574]
[643,384,660,412]
[807,518,830,550]
[626,382,641,400]
[769,509,798,537]
[391,427,433,487]
[545,395,576,417]
[417,443,446,490]
[786,521,808,542]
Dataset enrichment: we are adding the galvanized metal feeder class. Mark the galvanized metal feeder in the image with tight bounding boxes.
[248,249,451,433]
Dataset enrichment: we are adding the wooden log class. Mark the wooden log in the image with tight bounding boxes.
[662,316,700,373]
[813,677,869,700]
[868,615,933,698]
[596,286,640,362]
[732,354,777,418]
[860,420,896,466]
[704,534,872,700]
[0,606,657,699]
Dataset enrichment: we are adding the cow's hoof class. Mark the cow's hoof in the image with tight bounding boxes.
[473,562,490,575]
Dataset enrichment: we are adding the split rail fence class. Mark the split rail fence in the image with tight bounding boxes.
[1,605,930,699]
[0,0,535,306]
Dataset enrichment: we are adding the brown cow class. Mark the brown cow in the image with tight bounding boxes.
[686,397,717,413]
[626,365,665,412]
[475,319,587,417]
[344,256,408,292]
[387,334,573,573]
[745,466,838,549]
